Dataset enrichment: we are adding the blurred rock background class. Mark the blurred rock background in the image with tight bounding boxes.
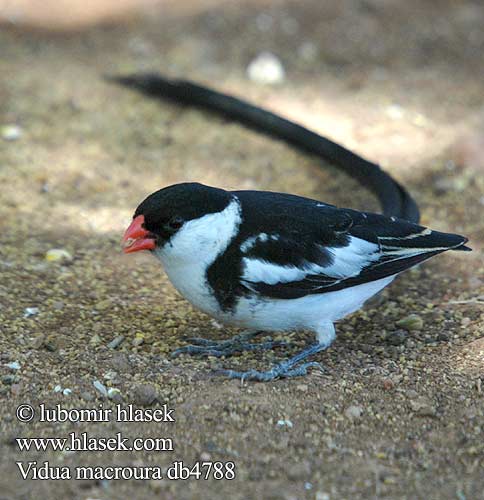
[0,0,236,30]
[0,0,158,30]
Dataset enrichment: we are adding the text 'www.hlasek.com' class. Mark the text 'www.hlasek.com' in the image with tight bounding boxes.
[15,403,236,481]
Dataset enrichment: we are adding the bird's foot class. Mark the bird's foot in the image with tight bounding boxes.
[171,332,287,359]
[215,342,326,381]
[216,361,322,381]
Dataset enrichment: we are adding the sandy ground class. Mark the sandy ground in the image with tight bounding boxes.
[1,1,483,499]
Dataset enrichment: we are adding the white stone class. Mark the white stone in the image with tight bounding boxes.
[247,52,285,85]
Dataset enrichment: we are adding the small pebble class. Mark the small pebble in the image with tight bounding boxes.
[110,353,132,373]
[44,339,58,352]
[210,319,224,330]
[63,388,72,396]
[6,361,21,371]
[2,374,18,385]
[133,384,157,406]
[396,314,423,331]
[247,52,285,85]
[434,176,468,194]
[30,333,45,349]
[382,378,394,390]
[93,380,108,397]
[1,124,22,141]
[107,388,122,402]
[103,371,118,382]
[409,397,437,417]
[23,307,39,318]
[54,385,62,393]
[45,248,72,263]
[11,383,22,396]
[386,329,408,346]
[345,405,363,420]
[90,334,102,345]
[95,299,111,311]
[276,419,293,428]
[107,336,125,349]
[132,335,144,347]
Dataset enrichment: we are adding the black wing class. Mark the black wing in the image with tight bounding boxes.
[236,196,469,300]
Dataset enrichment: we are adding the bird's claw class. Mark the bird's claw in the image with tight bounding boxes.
[215,361,323,382]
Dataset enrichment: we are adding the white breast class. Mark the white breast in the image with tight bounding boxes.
[153,198,242,316]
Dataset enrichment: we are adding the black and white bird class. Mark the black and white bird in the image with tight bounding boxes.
[114,74,471,381]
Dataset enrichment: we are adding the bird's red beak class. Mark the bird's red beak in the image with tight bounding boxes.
[122,215,156,254]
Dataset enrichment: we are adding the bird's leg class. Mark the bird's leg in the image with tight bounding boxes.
[216,322,336,381]
[171,330,288,358]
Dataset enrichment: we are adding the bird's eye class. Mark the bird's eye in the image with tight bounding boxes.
[168,216,184,230]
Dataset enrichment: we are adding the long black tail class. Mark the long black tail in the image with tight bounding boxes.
[108,73,420,223]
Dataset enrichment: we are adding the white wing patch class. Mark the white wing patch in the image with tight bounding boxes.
[378,246,451,256]
[241,236,380,286]
[379,228,432,241]
[240,233,280,253]
[242,259,309,285]
[322,237,380,278]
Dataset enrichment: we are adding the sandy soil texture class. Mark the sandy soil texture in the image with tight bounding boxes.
[0,1,483,499]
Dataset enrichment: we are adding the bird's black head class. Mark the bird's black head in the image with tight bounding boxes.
[122,182,232,253]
